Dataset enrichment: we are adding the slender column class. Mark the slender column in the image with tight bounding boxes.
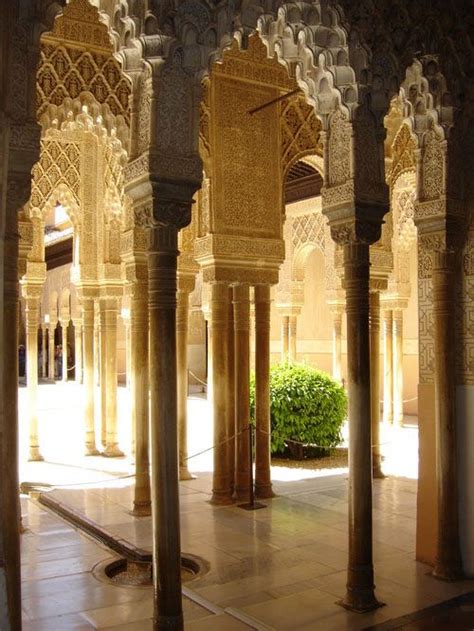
[148,223,183,629]
[342,242,380,611]
[41,325,47,378]
[206,315,213,405]
[210,282,233,504]
[227,288,235,495]
[94,311,100,387]
[102,297,123,457]
[332,309,343,381]
[432,250,463,580]
[25,296,43,461]
[100,308,107,447]
[370,292,384,479]
[177,288,193,480]
[281,314,289,361]
[383,310,393,424]
[2,213,22,629]
[48,323,56,380]
[82,299,99,455]
[254,285,274,498]
[73,319,83,384]
[392,310,404,426]
[288,315,297,362]
[131,281,151,516]
[61,320,68,381]
[233,283,251,500]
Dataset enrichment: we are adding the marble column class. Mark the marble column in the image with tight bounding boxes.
[254,285,274,498]
[370,292,384,479]
[82,299,99,456]
[233,283,251,501]
[383,309,393,424]
[130,281,151,516]
[281,314,289,361]
[48,322,56,380]
[25,296,43,461]
[206,314,213,405]
[73,319,83,384]
[2,212,22,629]
[342,242,380,611]
[226,288,236,495]
[432,249,463,580]
[101,297,123,457]
[61,320,68,381]
[288,315,297,362]
[210,282,233,504]
[148,223,183,629]
[392,310,404,426]
[99,307,107,447]
[332,309,343,382]
[125,318,131,390]
[94,311,100,387]
[177,285,193,481]
[41,325,47,378]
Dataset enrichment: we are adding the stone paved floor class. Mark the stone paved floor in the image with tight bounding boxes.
[18,383,473,629]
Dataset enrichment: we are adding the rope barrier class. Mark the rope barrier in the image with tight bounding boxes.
[188,370,207,387]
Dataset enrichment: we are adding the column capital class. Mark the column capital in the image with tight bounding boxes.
[324,212,387,248]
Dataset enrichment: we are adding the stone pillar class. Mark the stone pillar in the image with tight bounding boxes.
[61,320,68,381]
[130,281,151,516]
[227,287,236,495]
[392,309,404,426]
[94,310,100,387]
[383,309,393,424]
[2,211,22,629]
[101,297,123,457]
[177,283,193,481]
[370,292,384,479]
[432,250,463,580]
[206,313,213,405]
[210,282,233,504]
[125,318,131,390]
[99,306,107,447]
[254,285,274,498]
[82,299,99,456]
[48,322,56,380]
[331,309,343,382]
[341,241,380,611]
[233,283,251,501]
[281,314,289,361]
[25,295,43,461]
[73,319,83,384]
[288,314,297,362]
[148,222,183,629]
[41,325,47,378]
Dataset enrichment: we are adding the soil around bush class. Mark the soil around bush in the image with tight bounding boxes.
[272,445,348,470]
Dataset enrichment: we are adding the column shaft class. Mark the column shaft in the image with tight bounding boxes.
[41,326,47,378]
[254,285,274,498]
[61,321,68,381]
[393,310,404,426]
[131,285,151,515]
[342,242,380,611]
[82,300,99,455]
[206,317,213,405]
[233,283,251,500]
[94,314,100,387]
[74,321,83,384]
[227,288,236,495]
[148,225,183,629]
[102,299,123,457]
[177,289,192,480]
[2,216,22,629]
[383,310,393,424]
[100,309,107,447]
[26,299,43,461]
[289,315,297,362]
[432,250,463,580]
[210,283,233,504]
[370,292,384,478]
[48,324,55,380]
[281,315,289,361]
[332,311,343,381]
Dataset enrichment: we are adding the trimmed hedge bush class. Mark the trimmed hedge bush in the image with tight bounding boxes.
[250,363,347,455]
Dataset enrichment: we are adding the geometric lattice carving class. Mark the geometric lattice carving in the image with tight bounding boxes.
[292,212,326,251]
[418,276,434,384]
[281,96,322,174]
[30,139,81,210]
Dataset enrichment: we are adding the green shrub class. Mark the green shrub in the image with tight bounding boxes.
[250,362,347,455]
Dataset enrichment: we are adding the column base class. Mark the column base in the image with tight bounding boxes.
[432,564,464,582]
[179,467,196,481]
[339,566,384,613]
[85,445,100,456]
[154,613,184,631]
[210,491,234,505]
[102,444,125,458]
[28,447,44,462]
[234,487,251,502]
[373,467,386,480]
[255,484,276,499]
[131,502,152,517]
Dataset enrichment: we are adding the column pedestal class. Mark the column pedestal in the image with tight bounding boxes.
[254,285,274,499]
[82,299,99,456]
[233,284,251,501]
[370,292,384,479]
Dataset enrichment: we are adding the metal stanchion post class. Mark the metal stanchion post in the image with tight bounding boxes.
[239,424,266,511]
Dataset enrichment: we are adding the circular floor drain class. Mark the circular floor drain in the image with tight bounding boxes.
[93,554,207,588]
